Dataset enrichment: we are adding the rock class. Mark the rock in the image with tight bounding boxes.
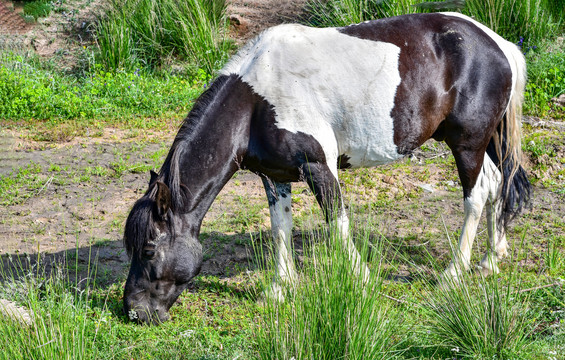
[0,299,34,326]
[229,14,249,32]
[418,184,435,193]
[552,94,565,108]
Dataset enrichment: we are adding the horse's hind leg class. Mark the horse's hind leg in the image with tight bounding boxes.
[301,162,370,283]
[478,155,507,276]
[261,177,296,300]
[444,149,491,279]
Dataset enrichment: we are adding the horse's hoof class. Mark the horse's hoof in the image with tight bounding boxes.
[476,261,499,277]
[496,247,508,261]
[261,283,286,303]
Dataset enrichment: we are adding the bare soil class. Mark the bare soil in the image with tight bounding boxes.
[1,0,564,288]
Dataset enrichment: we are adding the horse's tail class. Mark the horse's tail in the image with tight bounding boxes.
[486,42,531,227]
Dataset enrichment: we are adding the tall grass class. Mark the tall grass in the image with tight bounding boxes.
[304,0,561,44]
[423,237,541,359]
[304,0,424,27]
[524,44,565,116]
[464,0,561,46]
[255,225,406,360]
[0,254,101,359]
[94,0,233,74]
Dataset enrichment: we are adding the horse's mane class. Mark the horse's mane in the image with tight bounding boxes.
[124,75,232,257]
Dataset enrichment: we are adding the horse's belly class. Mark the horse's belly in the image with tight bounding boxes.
[335,120,404,168]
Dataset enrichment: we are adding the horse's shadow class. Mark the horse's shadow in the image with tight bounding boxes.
[0,229,442,320]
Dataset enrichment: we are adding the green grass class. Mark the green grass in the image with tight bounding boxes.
[22,0,53,21]
[304,0,561,45]
[0,252,259,359]
[0,52,210,126]
[255,226,406,359]
[423,241,540,359]
[2,218,562,359]
[94,0,233,74]
[524,42,565,117]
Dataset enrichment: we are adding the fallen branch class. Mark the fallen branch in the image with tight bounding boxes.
[516,281,562,294]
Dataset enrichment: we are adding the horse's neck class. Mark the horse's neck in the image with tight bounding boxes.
[169,75,254,229]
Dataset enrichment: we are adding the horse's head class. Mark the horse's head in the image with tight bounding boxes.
[123,175,202,324]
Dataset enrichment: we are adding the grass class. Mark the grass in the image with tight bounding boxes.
[423,237,540,359]
[1,213,563,359]
[94,0,233,74]
[524,42,565,117]
[304,0,562,45]
[255,225,406,360]
[0,255,259,359]
[0,0,564,358]
[0,52,210,126]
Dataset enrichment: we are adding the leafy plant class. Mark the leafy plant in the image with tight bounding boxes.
[0,52,210,125]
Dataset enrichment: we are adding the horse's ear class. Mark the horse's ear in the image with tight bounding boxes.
[149,170,158,186]
[155,181,171,219]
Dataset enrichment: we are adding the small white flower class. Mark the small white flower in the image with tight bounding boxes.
[451,347,460,353]
[128,309,138,320]
[180,329,195,338]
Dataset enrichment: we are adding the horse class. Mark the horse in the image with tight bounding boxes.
[122,12,531,324]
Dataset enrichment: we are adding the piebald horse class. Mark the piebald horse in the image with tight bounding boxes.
[122,12,531,324]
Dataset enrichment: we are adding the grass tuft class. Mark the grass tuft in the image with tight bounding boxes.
[255,224,406,359]
[423,238,541,359]
[94,0,233,74]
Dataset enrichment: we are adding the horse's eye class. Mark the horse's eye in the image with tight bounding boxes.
[143,249,156,259]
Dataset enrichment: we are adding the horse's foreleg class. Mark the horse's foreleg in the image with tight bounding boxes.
[262,178,295,301]
[301,162,370,283]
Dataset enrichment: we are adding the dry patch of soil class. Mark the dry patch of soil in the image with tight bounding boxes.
[1,0,564,290]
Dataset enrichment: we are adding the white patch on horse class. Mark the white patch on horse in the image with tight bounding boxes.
[222,24,404,177]
[269,194,295,282]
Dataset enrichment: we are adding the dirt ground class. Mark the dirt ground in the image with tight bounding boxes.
[1,0,564,287]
